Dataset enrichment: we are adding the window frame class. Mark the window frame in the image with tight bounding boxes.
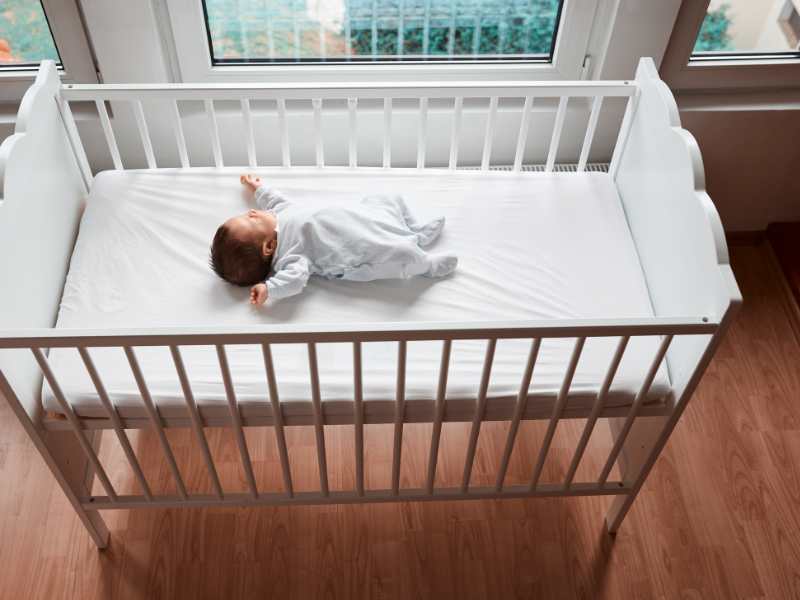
[660,0,800,92]
[0,0,97,102]
[164,0,599,83]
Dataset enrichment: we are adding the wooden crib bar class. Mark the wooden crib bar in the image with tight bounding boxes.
[79,346,154,500]
[262,343,294,497]
[61,80,636,172]
[1,317,715,515]
[170,345,223,499]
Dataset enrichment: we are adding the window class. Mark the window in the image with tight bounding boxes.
[0,1,97,102]
[0,0,60,68]
[166,0,597,82]
[201,0,563,64]
[661,0,800,93]
[693,1,800,58]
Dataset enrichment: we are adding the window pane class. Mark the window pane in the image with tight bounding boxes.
[203,0,563,64]
[0,0,60,66]
[693,0,800,57]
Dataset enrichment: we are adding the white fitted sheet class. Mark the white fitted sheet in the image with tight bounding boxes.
[44,169,670,420]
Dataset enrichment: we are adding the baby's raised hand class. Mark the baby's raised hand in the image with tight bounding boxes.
[250,283,268,306]
[240,174,263,193]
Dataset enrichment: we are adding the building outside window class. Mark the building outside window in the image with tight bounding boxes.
[202,0,562,64]
[694,0,800,55]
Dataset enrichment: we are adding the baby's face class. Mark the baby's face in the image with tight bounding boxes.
[225,209,277,253]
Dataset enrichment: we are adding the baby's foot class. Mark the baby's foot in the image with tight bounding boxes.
[240,173,263,192]
[425,253,458,278]
[416,217,445,248]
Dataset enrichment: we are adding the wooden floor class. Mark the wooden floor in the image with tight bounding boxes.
[1,241,800,599]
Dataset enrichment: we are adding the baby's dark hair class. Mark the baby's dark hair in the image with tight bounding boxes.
[209,224,271,286]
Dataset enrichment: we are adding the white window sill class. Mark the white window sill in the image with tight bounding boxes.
[676,87,800,111]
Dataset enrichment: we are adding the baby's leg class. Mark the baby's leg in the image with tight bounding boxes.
[343,251,457,282]
[362,195,445,247]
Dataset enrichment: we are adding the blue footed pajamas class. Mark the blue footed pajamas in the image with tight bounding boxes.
[255,186,458,300]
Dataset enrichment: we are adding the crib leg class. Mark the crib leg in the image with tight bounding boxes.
[43,429,110,549]
[604,415,669,534]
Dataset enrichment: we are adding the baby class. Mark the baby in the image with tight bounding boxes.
[210,175,458,305]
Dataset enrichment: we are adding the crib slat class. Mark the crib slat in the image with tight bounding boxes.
[307,343,330,496]
[481,96,498,171]
[78,347,152,501]
[577,96,603,172]
[513,96,534,172]
[382,98,392,169]
[496,338,542,491]
[598,334,673,486]
[95,100,123,170]
[392,341,407,496]
[277,98,291,167]
[204,99,224,168]
[529,337,586,490]
[170,346,223,499]
[56,98,92,191]
[262,344,293,497]
[609,93,637,180]
[312,98,324,168]
[132,100,156,169]
[348,98,358,168]
[417,97,428,170]
[33,348,118,502]
[215,345,258,498]
[123,346,188,499]
[545,96,568,172]
[353,342,365,496]
[461,338,497,492]
[426,339,452,494]
[241,98,257,168]
[171,100,190,168]
[449,96,463,170]
[564,335,629,489]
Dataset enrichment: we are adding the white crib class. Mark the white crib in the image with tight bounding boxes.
[0,58,740,549]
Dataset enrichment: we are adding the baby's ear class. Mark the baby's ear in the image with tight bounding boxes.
[261,237,277,258]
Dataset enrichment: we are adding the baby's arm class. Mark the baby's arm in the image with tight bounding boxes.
[250,255,310,305]
[240,174,291,212]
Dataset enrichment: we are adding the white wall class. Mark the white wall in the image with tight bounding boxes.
[681,109,800,230]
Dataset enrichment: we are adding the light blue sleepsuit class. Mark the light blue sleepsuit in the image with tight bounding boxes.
[255,187,458,300]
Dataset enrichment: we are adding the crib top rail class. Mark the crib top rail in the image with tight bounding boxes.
[0,316,716,349]
[61,80,637,102]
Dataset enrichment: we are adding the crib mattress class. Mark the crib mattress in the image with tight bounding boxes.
[44,169,671,421]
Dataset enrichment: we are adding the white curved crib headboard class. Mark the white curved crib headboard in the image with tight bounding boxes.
[613,58,741,397]
[0,62,87,421]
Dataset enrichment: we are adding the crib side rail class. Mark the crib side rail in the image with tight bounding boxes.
[0,315,717,517]
[58,74,636,171]
[0,315,716,348]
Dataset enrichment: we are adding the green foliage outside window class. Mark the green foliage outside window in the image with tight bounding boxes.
[693,4,733,52]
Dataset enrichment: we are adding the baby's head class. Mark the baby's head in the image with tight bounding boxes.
[209,209,278,286]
